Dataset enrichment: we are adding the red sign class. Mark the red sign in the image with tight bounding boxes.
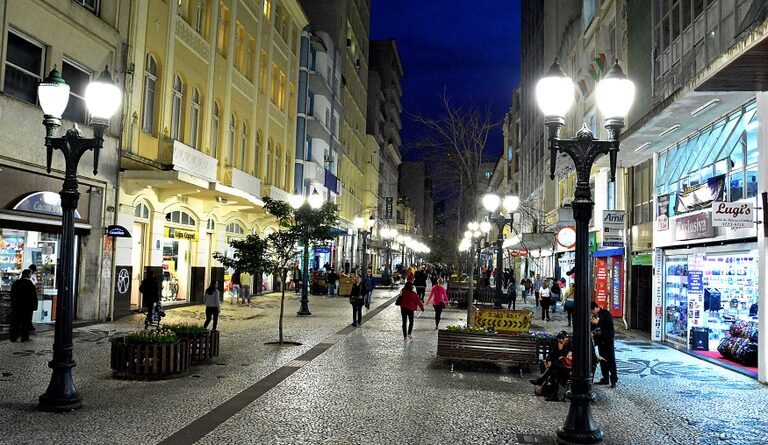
[594,257,609,308]
[610,255,623,317]
[556,226,576,249]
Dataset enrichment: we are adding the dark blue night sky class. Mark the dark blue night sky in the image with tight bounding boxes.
[370,0,522,160]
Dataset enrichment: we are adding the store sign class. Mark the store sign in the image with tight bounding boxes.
[675,212,713,241]
[675,175,724,214]
[13,191,82,219]
[653,248,663,341]
[657,194,670,231]
[594,257,609,308]
[556,226,576,249]
[314,246,331,254]
[104,225,131,238]
[711,202,753,229]
[164,226,199,241]
[611,256,623,317]
[602,210,625,246]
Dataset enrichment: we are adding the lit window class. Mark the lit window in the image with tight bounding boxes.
[190,89,201,148]
[228,114,236,167]
[235,23,246,72]
[259,51,268,94]
[171,74,184,140]
[211,102,220,158]
[263,0,272,19]
[142,54,158,134]
[240,122,247,170]
[217,2,229,56]
[254,130,262,176]
[266,139,273,184]
[4,30,44,105]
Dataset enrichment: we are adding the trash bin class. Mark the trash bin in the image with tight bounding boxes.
[690,327,709,351]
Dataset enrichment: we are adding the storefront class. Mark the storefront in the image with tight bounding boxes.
[161,210,199,306]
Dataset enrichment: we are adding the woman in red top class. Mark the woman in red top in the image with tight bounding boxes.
[399,281,424,341]
[425,278,449,329]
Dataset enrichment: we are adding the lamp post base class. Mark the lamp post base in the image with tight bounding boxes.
[38,367,82,412]
[297,299,312,316]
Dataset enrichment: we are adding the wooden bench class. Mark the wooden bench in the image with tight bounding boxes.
[436,330,540,376]
[447,287,497,308]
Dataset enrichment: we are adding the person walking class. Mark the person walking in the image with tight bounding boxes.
[506,279,517,310]
[293,265,301,294]
[326,268,338,297]
[550,277,562,313]
[9,269,37,342]
[425,278,449,329]
[362,271,375,309]
[539,279,552,321]
[591,301,618,387]
[533,273,543,308]
[563,282,575,326]
[349,275,364,326]
[231,270,242,304]
[398,281,424,341]
[521,276,531,304]
[413,266,427,301]
[139,270,160,328]
[203,281,221,331]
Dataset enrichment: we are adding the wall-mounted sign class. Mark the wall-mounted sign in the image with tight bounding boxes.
[13,191,81,219]
[164,226,199,241]
[385,197,393,219]
[602,210,625,246]
[657,194,670,231]
[711,201,753,229]
[556,226,576,249]
[675,212,712,241]
[104,225,131,237]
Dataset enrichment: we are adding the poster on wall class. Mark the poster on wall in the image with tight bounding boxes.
[653,248,663,341]
[594,257,609,309]
[657,194,670,231]
[675,175,724,214]
[687,254,705,330]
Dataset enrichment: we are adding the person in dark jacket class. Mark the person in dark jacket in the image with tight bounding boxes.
[349,275,364,326]
[530,331,572,401]
[399,281,424,341]
[9,269,38,342]
[362,271,376,309]
[591,301,617,387]
[413,266,428,302]
[140,270,160,328]
[326,268,339,296]
[550,277,562,313]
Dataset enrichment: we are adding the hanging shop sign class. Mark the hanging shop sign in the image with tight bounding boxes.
[556,226,576,249]
[104,225,131,237]
[675,212,713,241]
[675,175,724,214]
[602,210,625,246]
[594,257,609,309]
[385,197,393,219]
[711,201,754,229]
[164,226,199,241]
[657,193,670,231]
[314,246,331,254]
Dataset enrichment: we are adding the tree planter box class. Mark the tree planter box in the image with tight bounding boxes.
[436,330,539,375]
[178,330,220,364]
[110,338,191,379]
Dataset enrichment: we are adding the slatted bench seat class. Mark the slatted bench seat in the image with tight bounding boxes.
[436,330,539,376]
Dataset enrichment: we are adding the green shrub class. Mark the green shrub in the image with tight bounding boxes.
[445,324,496,334]
[164,323,207,335]
[126,329,178,344]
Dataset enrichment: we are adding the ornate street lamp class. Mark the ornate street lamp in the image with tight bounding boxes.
[536,58,634,444]
[37,66,121,411]
[291,187,324,316]
[353,214,375,275]
[463,222,483,325]
[482,193,520,308]
[381,227,398,287]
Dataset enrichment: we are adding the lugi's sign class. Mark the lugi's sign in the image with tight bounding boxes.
[602,210,625,246]
[675,212,713,241]
[712,202,753,229]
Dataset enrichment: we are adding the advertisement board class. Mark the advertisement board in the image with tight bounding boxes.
[594,257,609,308]
[602,210,625,246]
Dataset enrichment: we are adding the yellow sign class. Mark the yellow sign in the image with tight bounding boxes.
[473,308,533,333]
[164,226,198,241]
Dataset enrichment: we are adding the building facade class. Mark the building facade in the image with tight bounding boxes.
[0,0,129,322]
[115,0,308,315]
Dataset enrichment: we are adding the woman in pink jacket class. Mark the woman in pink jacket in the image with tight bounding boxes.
[425,278,449,329]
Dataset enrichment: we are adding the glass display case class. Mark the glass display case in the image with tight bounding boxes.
[664,255,689,343]
[0,232,24,292]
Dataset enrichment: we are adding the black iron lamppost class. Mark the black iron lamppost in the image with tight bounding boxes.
[536,58,634,444]
[482,194,520,309]
[290,188,324,315]
[381,227,398,286]
[396,234,408,268]
[462,222,484,324]
[36,66,121,411]
[354,214,375,275]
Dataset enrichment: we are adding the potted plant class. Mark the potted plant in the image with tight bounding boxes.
[165,323,220,363]
[110,329,190,379]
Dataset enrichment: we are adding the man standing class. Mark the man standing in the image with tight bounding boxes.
[9,269,38,342]
[413,266,428,302]
[231,270,242,304]
[533,273,542,308]
[326,268,338,297]
[591,301,618,388]
[362,271,376,309]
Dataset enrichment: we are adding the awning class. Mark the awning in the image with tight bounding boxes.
[593,247,624,258]
[503,232,555,251]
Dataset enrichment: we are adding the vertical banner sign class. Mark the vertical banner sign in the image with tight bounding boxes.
[610,255,623,317]
[687,254,705,332]
[657,194,670,231]
[594,257,609,308]
[385,197,393,219]
[653,248,663,340]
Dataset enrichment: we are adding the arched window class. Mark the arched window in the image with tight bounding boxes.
[165,210,197,226]
[284,150,291,189]
[206,218,216,231]
[240,122,247,170]
[141,54,158,134]
[225,222,245,235]
[228,114,236,167]
[134,202,150,221]
[275,144,282,187]
[211,102,220,158]
[171,74,183,140]
[190,88,201,148]
[266,138,273,184]
[254,130,262,176]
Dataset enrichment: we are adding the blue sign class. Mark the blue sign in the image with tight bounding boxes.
[314,246,331,254]
[688,270,703,293]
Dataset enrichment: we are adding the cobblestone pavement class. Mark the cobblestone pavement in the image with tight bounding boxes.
[1,288,767,445]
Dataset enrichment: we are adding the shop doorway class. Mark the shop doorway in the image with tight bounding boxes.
[162,239,190,304]
[630,264,652,333]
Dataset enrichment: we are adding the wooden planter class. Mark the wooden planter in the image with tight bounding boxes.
[178,330,220,364]
[110,338,191,379]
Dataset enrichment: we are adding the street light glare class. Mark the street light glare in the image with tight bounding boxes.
[535,59,574,119]
[503,195,520,213]
[38,67,70,118]
[354,216,365,229]
[308,188,323,209]
[596,61,635,120]
[85,66,121,120]
[289,194,305,209]
[480,221,492,233]
[468,221,479,231]
[482,193,501,212]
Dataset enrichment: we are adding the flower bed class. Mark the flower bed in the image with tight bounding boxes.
[111,329,190,379]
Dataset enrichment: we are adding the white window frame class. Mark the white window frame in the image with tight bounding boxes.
[211,102,220,158]
[61,59,92,124]
[228,114,236,167]
[171,74,183,140]
[142,55,158,134]
[4,29,45,104]
[190,88,200,148]
[240,122,247,170]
